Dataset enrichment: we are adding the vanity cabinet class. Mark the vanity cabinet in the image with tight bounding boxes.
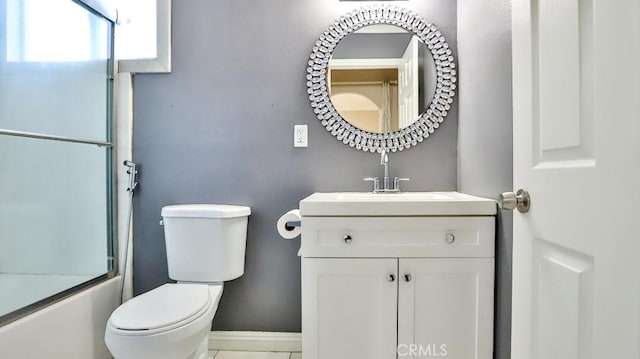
[302,258,398,359]
[299,192,496,359]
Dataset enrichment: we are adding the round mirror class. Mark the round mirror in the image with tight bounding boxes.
[307,6,456,153]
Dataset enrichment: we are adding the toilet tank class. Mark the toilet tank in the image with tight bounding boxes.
[161,204,251,282]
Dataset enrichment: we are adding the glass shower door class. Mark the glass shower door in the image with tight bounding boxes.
[0,0,116,323]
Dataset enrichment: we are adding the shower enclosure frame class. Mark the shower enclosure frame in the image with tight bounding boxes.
[0,0,118,326]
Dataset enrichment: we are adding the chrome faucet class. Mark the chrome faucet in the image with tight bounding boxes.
[364,150,410,193]
[381,149,390,191]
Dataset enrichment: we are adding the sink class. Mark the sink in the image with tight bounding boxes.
[335,192,455,201]
[299,192,496,216]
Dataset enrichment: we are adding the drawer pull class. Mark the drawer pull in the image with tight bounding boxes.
[445,233,455,243]
[403,274,412,282]
[387,274,396,282]
[343,235,352,244]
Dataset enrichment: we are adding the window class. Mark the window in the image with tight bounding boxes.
[114,0,156,60]
[6,0,109,62]
[3,0,171,72]
[116,0,171,73]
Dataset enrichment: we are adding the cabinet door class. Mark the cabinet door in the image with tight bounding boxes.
[302,258,398,359]
[398,258,494,359]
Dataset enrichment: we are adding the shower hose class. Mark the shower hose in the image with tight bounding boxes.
[119,160,138,303]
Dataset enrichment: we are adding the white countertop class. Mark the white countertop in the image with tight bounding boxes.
[299,191,497,216]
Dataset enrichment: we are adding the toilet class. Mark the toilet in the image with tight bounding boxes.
[105,204,251,359]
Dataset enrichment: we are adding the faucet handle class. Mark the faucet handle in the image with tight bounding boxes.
[394,177,410,191]
[364,177,380,192]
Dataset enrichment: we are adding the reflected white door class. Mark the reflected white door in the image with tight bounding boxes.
[511,0,640,358]
[399,36,419,128]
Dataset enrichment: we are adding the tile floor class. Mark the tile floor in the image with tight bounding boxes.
[208,351,301,359]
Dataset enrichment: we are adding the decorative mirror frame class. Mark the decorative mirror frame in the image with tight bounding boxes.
[306,5,456,153]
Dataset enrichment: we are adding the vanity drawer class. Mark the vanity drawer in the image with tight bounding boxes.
[301,217,495,258]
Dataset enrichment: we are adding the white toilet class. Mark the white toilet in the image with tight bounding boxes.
[105,204,251,359]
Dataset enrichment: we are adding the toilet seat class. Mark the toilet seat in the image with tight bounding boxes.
[105,283,223,359]
[108,283,217,335]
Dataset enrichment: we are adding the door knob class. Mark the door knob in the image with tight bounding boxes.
[498,189,530,213]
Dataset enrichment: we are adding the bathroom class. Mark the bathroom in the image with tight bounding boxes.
[1,0,639,358]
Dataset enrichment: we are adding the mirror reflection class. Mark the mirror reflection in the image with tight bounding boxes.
[328,24,436,134]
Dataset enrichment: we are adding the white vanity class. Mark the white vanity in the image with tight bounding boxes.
[299,192,496,359]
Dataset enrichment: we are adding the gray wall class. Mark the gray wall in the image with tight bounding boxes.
[457,1,513,359]
[132,0,458,332]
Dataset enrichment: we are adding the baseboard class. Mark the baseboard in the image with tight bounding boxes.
[208,331,302,352]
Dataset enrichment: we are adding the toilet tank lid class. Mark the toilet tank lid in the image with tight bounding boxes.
[162,204,251,218]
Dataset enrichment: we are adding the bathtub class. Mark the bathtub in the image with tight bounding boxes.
[0,276,119,359]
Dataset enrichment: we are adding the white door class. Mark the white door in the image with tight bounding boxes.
[301,258,398,359]
[398,258,494,359]
[511,1,640,358]
[398,36,419,128]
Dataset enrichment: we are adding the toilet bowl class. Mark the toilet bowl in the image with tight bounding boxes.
[105,204,250,359]
[105,283,223,359]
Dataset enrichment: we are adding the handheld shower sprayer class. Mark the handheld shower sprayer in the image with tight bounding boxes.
[123,160,138,193]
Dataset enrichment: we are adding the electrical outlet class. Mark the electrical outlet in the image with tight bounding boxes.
[294,125,308,147]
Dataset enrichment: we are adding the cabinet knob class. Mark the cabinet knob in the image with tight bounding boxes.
[387,274,396,282]
[403,274,412,282]
[343,235,352,244]
[445,233,455,243]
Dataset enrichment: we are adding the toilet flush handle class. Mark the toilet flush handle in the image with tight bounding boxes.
[159,219,164,226]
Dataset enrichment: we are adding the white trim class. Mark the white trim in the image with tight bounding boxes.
[328,58,402,70]
[118,0,172,73]
[115,72,134,301]
[208,331,302,352]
